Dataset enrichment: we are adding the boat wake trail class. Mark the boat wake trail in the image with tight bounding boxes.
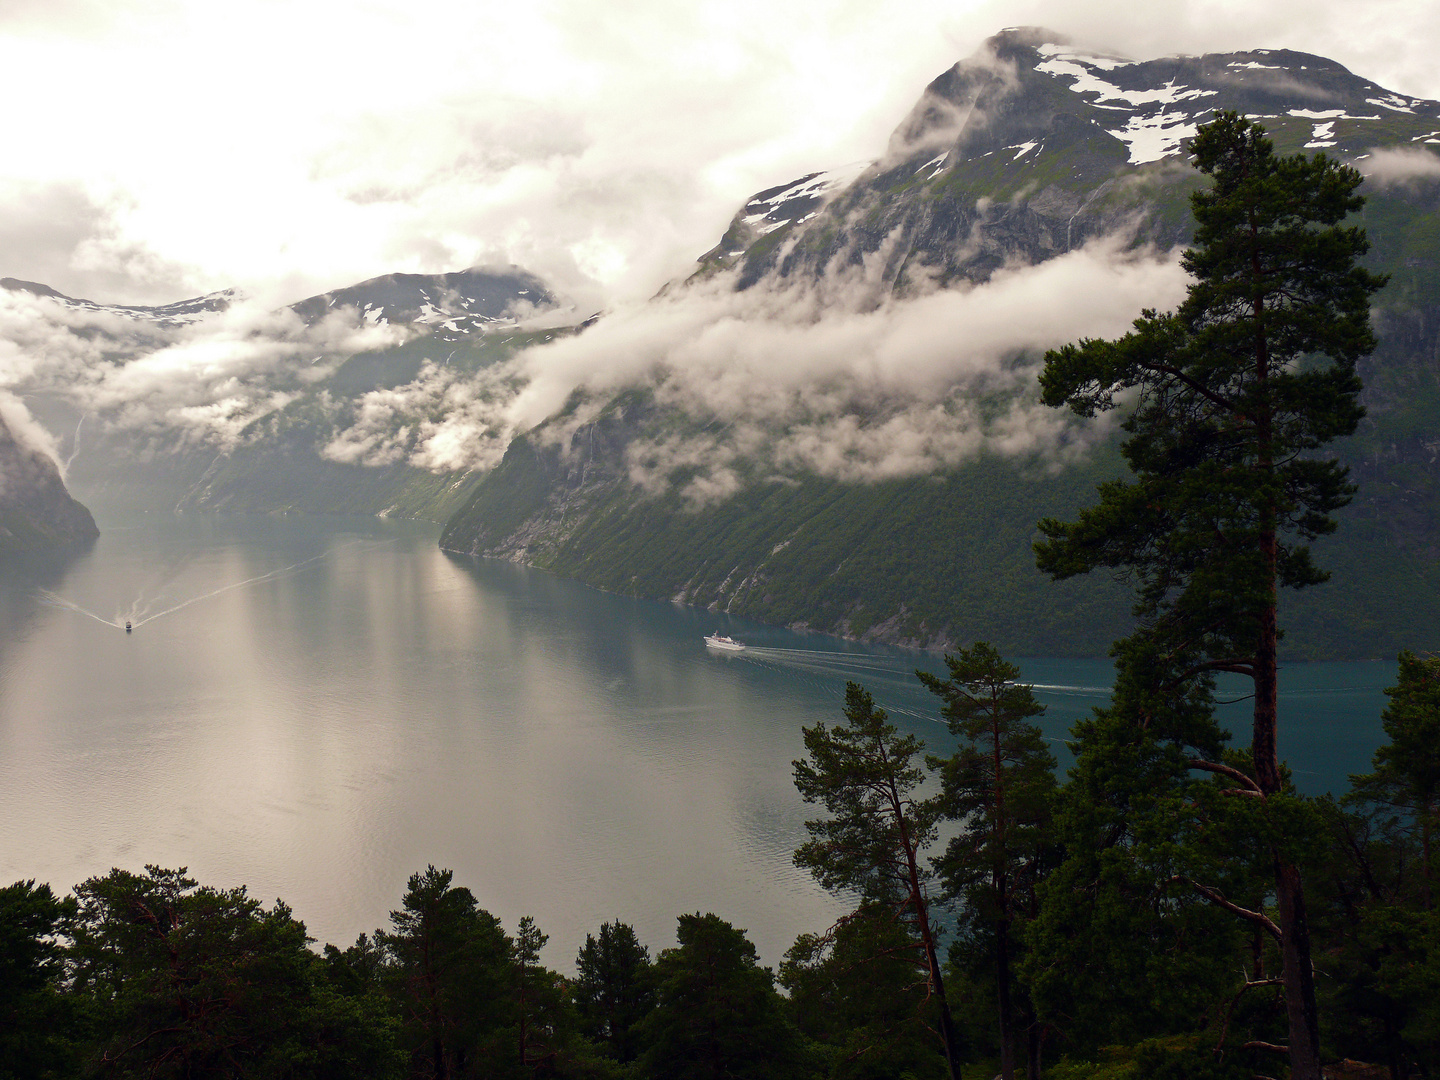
[722,646,949,724]
[37,540,380,630]
[726,646,908,677]
[717,646,1113,720]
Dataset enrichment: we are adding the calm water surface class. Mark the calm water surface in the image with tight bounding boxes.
[0,511,1393,966]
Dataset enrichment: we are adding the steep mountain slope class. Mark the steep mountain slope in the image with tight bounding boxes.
[0,411,97,554]
[440,30,1440,659]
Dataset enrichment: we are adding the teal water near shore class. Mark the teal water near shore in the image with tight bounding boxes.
[0,511,1392,965]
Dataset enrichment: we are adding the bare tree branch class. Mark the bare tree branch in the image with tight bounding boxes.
[1187,758,1264,794]
[1168,876,1282,940]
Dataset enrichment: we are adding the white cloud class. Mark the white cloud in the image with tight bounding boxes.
[0,0,1434,311]
[0,288,410,451]
[0,391,65,475]
[410,233,1188,496]
[1361,146,1440,187]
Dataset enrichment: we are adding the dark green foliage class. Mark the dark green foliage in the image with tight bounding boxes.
[1035,112,1388,1079]
[920,644,1057,1079]
[1043,1036,1259,1080]
[1350,650,1440,902]
[1036,112,1383,670]
[636,913,803,1080]
[1339,906,1440,1073]
[574,921,656,1064]
[780,904,947,1080]
[1315,876,1440,1076]
[1310,653,1440,1076]
[792,682,963,1079]
[514,916,570,1074]
[322,932,390,998]
[793,683,941,905]
[0,879,77,1080]
[921,645,1057,911]
[378,865,514,1078]
[1021,711,1261,1058]
[66,865,403,1079]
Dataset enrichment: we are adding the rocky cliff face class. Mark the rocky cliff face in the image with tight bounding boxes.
[0,412,98,554]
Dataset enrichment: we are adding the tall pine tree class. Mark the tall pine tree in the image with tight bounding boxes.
[920,644,1057,1080]
[1035,111,1387,1080]
[792,682,964,1080]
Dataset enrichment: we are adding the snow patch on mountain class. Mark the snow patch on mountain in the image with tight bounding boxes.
[1032,42,1226,164]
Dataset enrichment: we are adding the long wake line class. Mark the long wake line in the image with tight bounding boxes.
[37,540,384,630]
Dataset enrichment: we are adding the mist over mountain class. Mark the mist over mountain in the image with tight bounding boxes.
[0,265,574,518]
[439,29,1440,657]
[4,29,1439,655]
[0,400,97,553]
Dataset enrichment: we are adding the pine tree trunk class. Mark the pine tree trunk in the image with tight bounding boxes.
[997,915,1015,1080]
[1026,1020,1044,1080]
[897,807,964,1080]
[1253,296,1323,1078]
[921,925,965,1080]
[1257,578,1323,1080]
[1422,798,1433,911]
[1275,858,1322,1080]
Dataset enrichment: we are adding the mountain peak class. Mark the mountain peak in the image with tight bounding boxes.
[989,26,1070,51]
[288,265,563,340]
[699,31,1440,296]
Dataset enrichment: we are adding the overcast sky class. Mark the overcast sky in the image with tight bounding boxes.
[2,0,1437,308]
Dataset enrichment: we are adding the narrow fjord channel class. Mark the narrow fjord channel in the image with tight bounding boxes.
[0,511,1392,965]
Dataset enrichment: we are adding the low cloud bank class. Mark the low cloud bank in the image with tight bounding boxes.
[2,233,1187,500]
[509,234,1186,499]
[0,391,65,484]
[323,234,1187,500]
[1361,146,1440,187]
[0,288,410,453]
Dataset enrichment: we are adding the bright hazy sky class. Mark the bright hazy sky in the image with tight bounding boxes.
[2,0,1437,308]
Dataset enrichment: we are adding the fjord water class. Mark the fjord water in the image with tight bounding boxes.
[0,513,1391,965]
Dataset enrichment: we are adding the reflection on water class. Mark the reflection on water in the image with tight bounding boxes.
[0,512,1392,965]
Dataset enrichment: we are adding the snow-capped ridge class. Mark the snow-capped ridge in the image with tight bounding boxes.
[0,278,237,326]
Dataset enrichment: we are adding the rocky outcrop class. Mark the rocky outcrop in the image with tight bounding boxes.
[0,412,98,554]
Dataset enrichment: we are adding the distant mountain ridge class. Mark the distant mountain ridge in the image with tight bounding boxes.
[3,265,576,521]
[288,266,561,340]
[0,277,236,326]
[1,264,561,337]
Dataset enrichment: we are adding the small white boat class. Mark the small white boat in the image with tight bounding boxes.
[704,634,745,652]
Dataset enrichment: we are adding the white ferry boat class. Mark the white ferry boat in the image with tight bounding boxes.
[704,634,745,652]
